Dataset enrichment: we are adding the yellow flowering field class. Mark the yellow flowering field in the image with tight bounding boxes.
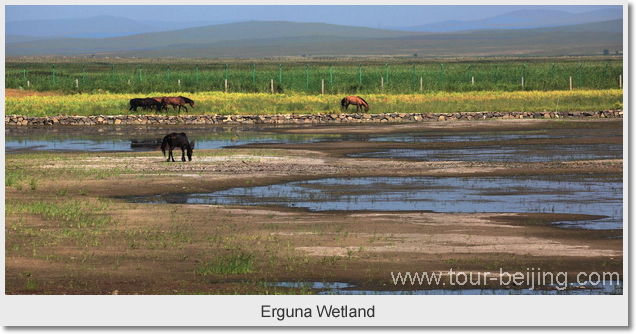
[5,89,623,117]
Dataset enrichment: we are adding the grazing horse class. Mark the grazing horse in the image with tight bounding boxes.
[129,98,163,112]
[341,96,370,112]
[161,132,195,162]
[161,96,195,113]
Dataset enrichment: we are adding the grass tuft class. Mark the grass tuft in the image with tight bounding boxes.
[195,253,254,275]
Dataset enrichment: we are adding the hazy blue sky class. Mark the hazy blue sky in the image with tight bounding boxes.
[5,5,622,28]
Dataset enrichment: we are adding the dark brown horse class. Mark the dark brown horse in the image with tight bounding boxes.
[161,96,195,113]
[341,96,370,112]
[161,132,195,162]
[129,98,163,112]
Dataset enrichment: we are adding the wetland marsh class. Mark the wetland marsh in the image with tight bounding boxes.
[5,118,623,295]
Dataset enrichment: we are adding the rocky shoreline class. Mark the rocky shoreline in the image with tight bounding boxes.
[5,110,622,126]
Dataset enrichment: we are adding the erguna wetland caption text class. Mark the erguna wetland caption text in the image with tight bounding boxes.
[262,304,375,321]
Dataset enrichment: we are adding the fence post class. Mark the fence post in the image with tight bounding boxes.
[420,77,423,92]
[381,76,384,92]
[225,79,228,93]
[321,79,324,95]
[569,76,573,90]
[619,75,622,88]
[551,63,556,77]
[178,79,181,87]
[224,64,228,82]
[75,78,79,89]
[522,63,526,89]
[271,79,274,94]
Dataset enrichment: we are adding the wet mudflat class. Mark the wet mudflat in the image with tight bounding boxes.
[5,118,623,295]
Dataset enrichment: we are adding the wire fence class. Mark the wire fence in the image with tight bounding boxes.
[5,60,623,94]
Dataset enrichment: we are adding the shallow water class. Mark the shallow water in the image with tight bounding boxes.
[5,124,337,152]
[349,144,623,162]
[6,123,621,158]
[128,175,623,230]
[268,281,622,295]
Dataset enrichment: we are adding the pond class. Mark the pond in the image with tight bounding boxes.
[127,175,623,230]
[6,123,622,164]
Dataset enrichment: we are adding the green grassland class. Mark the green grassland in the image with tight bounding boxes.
[6,58,622,95]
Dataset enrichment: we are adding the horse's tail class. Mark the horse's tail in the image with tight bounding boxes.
[341,98,346,107]
[161,135,169,156]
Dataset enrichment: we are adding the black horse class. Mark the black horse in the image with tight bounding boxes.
[161,132,195,162]
[129,98,163,112]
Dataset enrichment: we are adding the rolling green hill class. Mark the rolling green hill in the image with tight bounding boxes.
[6,19,622,58]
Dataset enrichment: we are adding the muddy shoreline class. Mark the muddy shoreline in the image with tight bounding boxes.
[5,118,623,294]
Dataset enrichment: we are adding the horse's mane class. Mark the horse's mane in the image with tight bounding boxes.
[357,96,369,106]
[179,96,194,103]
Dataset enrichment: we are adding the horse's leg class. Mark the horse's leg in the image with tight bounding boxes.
[181,147,186,162]
[168,147,175,162]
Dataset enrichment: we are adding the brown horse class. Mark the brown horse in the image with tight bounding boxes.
[151,97,168,111]
[161,96,195,113]
[341,96,370,112]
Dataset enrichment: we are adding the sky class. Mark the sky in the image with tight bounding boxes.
[4,4,623,28]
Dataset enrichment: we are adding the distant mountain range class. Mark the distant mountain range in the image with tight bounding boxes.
[5,9,623,58]
[398,8,622,32]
